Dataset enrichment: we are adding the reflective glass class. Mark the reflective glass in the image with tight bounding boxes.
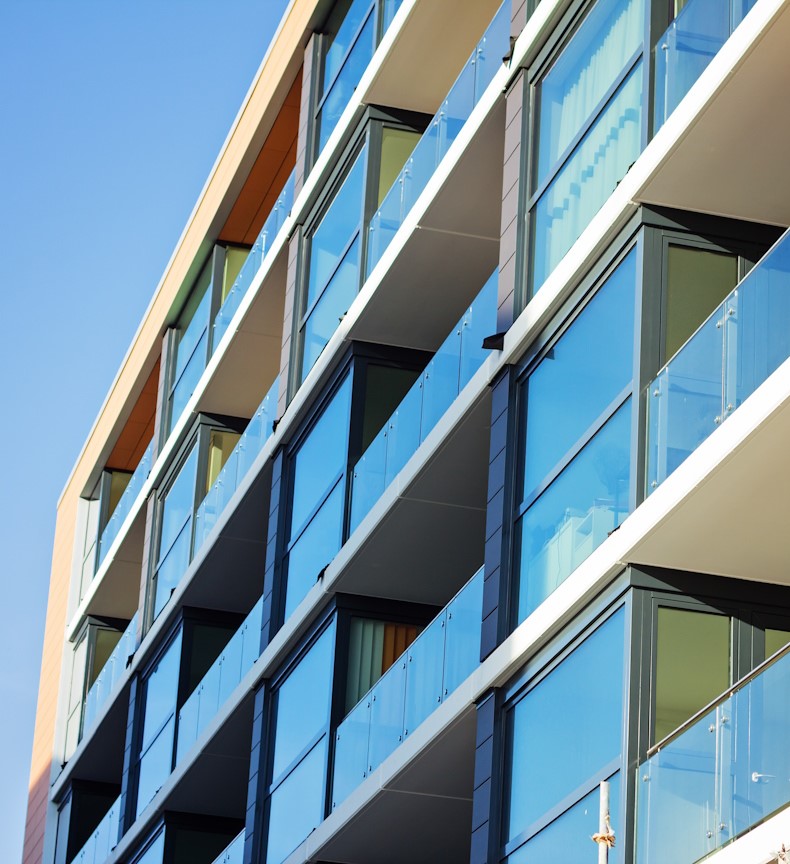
[136,715,175,817]
[443,569,483,694]
[420,329,462,435]
[170,332,208,432]
[174,278,211,383]
[404,615,446,736]
[332,696,371,808]
[507,609,624,842]
[158,447,198,560]
[133,830,165,864]
[140,631,182,751]
[272,624,335,781]
[459,271,497,389]
[290,375,351,539]
[523,250,635,498]
[368,658,406,768]
[285,481,344,619]
[384,380,422,484]
[266,738,328,864]
[153,524,192,619]
[531,65,642,293]
[349,425,387,533]
[516,402,631,623]
[323,0,373,90]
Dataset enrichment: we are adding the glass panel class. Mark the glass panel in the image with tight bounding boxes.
[474,0,511,99]
[83,614,138,736]
[349,424,387,534]
[272,624,335,781]
[206,430,241,493]
[153,523,192,619]
[516,402,632,623]
[384,379,423,485]
[290,375,352,539]
[403,613,446,736]
[378,128,420,205]
[141,631,182,751]
[136,715,175,817]
[535,0,644,186]
[323,0,372,89]
[133,828,165,864]
[222,248,248,304]
[437,56,475,161]
[107,471,131,521]
[332,695,371,809]
[346,618,386,711]
[654,608,730,744]
[522,251,635,498]
[174,274,211,383]
[666,246,738,360]
[532,65,642,293]
[459,270,498,389]
[507,775,621,863]
[158,447,198,561]
[170,331,208,432]
[420,326,462,435]
[443,568,483,694]
[507,609,624,843]
[367,657,407,769]
[285,481,344,620]
[266,738,328,864]
[765,628,790,658]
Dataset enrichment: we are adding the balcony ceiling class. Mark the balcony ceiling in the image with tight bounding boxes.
[636,2,790,227]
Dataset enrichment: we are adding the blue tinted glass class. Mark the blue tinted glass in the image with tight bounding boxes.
[169,331,208,433]
[536,0,644,185]
[158,447,198,559]
[322,0,374,91]
[272,622,335,781]
[531,65,642,293]
[307,147,366,307]
[508,774,621,862]
[174,284,211,382]
[290,375,352,538]
[141,630,182,751]
[507,610,624,843]
[517,401,632,622]
[136,716,175,818]
[523,250,635,498]
[286,481,344,620]
[153,525,191,619]
[133,829,165,864]
[266,738,328,864]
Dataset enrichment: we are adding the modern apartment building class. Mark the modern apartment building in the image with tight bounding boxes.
[22,0,790,863]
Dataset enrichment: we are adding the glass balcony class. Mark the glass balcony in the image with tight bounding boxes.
[349,269,497,533]
[213,170,295,348]
[653,0,757,133]
[331,566,483,809]
[365,0,510,276]
[97,440,154,568]
[68,793,121,864]
[210,831,245,864]
[175,598,263,762]
[193,376,279,553]
[82,614,139,738]
[646,229,790,492]
[637,641,790,864]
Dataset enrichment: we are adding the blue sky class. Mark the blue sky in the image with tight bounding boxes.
[0,1,289,859]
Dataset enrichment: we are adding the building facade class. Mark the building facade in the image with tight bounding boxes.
[22,1,790,863]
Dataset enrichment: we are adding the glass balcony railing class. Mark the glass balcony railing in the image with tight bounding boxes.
[646,229,790,492]
[349,269,497,533]
[82,614,139,738]
[653,0,757,132]
[97,440,154,568]
[193,376,279,553]
[331,566,483,809]
[210,831,245,864]
[69,793,121,864]
[176,598,263,762]
[213,171,295,349]
[365,0,510,276]
[637,641,790,864]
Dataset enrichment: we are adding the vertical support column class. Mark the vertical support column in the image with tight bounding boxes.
[243,686,267,864]
[497,71,527,333]
[294,35,322,199]
[481,368,514,661]
[470,690,501,864]
[278,229,302,416]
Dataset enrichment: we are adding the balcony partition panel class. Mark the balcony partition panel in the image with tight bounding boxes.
[67,794,121,864]
[646,228,790,493]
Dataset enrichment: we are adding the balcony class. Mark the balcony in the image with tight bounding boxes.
[653,0,757,133]
[646,228,790,493]
[365,0,510,277]
[637,640,790,864]
[210,831,245,864]
[68,794,121,864]
[349,269,496,533]
[332,566,482,809]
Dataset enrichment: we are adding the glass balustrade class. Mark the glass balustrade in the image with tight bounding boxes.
[97,440,154,568]
[366,0,510,275]
[213,171,295,349]
[194,377,279,552]
[332,566,483,809]
[176,598,263,762]
[210,831,245,864]
[349,269,497,532]
[646,229,790,492]
[68,794,121,864]
[82,614,139,739]
[637,641,790,864]
[653,0,757,132]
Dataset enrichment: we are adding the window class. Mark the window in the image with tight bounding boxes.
[265,621,337,864]
[513,248,637,624]
[527,0,645,295]
[503,608,625,861]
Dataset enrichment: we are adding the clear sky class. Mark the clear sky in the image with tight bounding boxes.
[0,1,289,860]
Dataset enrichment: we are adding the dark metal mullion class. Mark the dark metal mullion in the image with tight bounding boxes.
[299,226,362,330]
[315,0,376,116]
[515,384,633,519]
[527,47,643,210]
